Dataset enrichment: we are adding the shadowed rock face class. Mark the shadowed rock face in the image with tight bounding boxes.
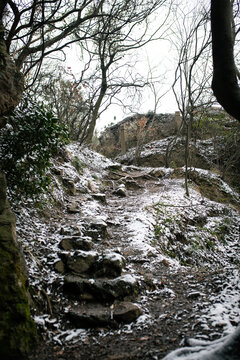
[0,41,37,357]
[0,174,37,359]
[97,113,179,158]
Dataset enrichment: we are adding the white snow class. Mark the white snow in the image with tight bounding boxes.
[162,327,240,360]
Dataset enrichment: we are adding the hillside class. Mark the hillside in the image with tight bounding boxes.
[12,143,240,360]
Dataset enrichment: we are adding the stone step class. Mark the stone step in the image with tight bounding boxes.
[66,302,142,328]
[55,251,126,278]
[59,236,93,251]
[63,274,139,301]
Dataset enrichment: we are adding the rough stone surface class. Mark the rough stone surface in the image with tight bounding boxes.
[113,302,142,323]
[92,193,107,203]
[63,274,138,301]
[62,178,76,195]
[63,251,98,274]
[54,260,65,274]
[150,168,165,178]
[97,113,179,158]
[0,39,24,123]
[67,202,80,213]
[67,301,142,328]
[84,218,108,240]
[0,173,37,359]
[92,252,126,278]
[59,236,93,251]
[60,225,82,236]
[113,185,127,197]
[67,305,113,328]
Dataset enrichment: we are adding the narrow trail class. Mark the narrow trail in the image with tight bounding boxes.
[22,157,240,360]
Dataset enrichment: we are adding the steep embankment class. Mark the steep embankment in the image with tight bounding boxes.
[13,144,239,359]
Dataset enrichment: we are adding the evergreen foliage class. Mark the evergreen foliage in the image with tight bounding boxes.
[0,98,69,199]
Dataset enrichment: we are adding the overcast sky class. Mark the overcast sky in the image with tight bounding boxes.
[66,0,211,132]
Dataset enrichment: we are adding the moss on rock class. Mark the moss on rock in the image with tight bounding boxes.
[0,173,37,359]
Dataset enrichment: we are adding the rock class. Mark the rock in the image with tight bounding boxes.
[92,252,126,278]
[52,166,63,176]
[92,193,107,203]
[113,184,127,197]
[63,251,98,274]
[125,179,142,190]
[0,173,37,359]
[67,301,142,328]
[97,113,179,158]
[143,273,157,290]
[187,291,203,300]
[84,218,108,240]
[54,260,65,273]
[113,302,142,323]
[150,168,165,178]
[64,274,139,301]
[0,173,7,213]
[88,180,98,193]
[59,237,93,251]
[67,202,80,213]
[67,305,113,328]
[62,177,76,195]
[60,225,82,236]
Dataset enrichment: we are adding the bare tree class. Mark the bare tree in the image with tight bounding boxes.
[28,65,91,141]
[171,2,212,196]
[0,0,108,123]
[73,0,171,143]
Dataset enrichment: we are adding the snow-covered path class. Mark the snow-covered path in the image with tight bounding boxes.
[14,146,239,359]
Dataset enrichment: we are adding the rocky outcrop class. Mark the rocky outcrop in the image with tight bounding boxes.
[98,112,181,158]
[0,173,37,359]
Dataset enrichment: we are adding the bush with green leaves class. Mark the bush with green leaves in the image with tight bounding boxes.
[0,100,69,199]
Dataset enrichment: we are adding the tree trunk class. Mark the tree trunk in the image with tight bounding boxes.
[211,0,240,121]
[184,121,190,197]
[0,23,24,127]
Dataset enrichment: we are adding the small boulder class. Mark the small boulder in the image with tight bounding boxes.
[101,274,139,300]
[67,202,80,213]
[88,180,98,193]
[59,237,93,251]
[64,274,139,301]
[150,168,165,178]
[113,302,142,323]
[84,218,108,240]
[67,305,112,328]
[113,184,127,197]
[92,193,107,203]
[54,260,65,274]
[60,225,82,236]
[64,251,99,274]
[125,180,142,190]
[92,252,126,278]
[66,301,142,328]
[62,177,76,195]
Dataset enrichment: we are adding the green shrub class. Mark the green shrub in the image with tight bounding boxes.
[0,99,69,199]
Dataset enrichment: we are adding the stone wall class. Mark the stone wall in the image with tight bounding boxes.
[0,172,37,359]
[98,112,181,158]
